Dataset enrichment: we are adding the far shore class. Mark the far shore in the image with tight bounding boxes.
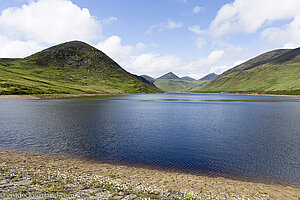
[1,150,300,199]
[0,92,299,100]
[0,93,133,100]
[195,92,300,98]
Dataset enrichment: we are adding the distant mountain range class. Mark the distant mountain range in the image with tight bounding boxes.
[180,76,196,81]
[199,47,300,95]
[140,75,155,83]
[139,72,215,93]
[0,41,162,95]
[157,72,180,79]
[199,73,218,81]
[1,40,298,95]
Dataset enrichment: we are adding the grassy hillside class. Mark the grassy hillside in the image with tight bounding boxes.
[154,79,210,93]
[0,41,162,95]
[199,73,218,81]
[180,76,196,81]
[140,75,155,83]
[198,48,300,95]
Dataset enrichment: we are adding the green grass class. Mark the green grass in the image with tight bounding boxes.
[154,79,210,93]
[0,41,162,95]
[198,64,300,95]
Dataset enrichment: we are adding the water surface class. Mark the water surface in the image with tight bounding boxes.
[0,93,299,186]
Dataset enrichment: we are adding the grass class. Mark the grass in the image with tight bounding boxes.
[198,63,300,95]
[0,41,162,95]
[154,79,211,93]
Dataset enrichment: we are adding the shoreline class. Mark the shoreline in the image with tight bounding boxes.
[193,92,300,98]
[0,92,299,100]
[1,150,299,199]
[0,93,123,100]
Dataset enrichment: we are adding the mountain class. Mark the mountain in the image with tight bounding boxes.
[199,73,218,80]
[140,75,155,83]
[198,48,300,95]
[181,76,196,81]
[154,72,212,92]
[154,79,211,93]
[0,41,162,95]
[157,72,180,79]
[135,75,156,87]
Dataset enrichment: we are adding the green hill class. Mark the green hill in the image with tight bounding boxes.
[198,48,300,95]
[180,76,196,81]
[0,41,162,95]
[199,73,218,80]
[154,79,211,93]
[140,75,155,83]
[157,72,180,79]
[150,72,212,93]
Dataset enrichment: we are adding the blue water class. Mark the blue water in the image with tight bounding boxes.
[0,93,300,186]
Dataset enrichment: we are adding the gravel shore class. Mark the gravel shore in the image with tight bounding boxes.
[0,150,299,199]
[0,94,113,100]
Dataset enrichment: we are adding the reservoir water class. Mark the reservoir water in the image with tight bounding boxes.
[0,93,299,186]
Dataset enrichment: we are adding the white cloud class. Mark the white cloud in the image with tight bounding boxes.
[135,42,146,50]
[96,36,224,79]
[167,20,182,29]
[96,35,134,64]
[195,37,206,49]
[0,0,101,57]
[188,25,204,35]
[261,16,300,48]
[146,19,182,34]
[207,50,224,61]
[101,16,117,25]
[192,6,202,14]
[210,0,300,37]
[212,59,245,75]
[0,36,45,58]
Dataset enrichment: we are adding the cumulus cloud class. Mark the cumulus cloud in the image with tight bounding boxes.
[192,6,202,14]
[96,35,134,64]
[210,0,300,37]
[188,25,204,35]
[96,36,224,79]
[146,19,183,34]
[261,16,300,48]
[0,36,44,58]
[0,0,101,57]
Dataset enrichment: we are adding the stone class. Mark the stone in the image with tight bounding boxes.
[122,194,137,200]
[111,195,124,199]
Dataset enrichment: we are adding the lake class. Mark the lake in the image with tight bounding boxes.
[0,93,299,186]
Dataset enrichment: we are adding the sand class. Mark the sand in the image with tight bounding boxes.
[0,150,299,199]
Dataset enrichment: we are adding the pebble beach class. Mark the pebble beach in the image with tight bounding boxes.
[0,150,300,199]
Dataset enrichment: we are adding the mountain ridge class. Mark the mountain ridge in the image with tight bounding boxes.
[158,72,180,79]
[0,41,162,95]
[198,47,300,95]
[199,73,218,81]
[181,76,196,81]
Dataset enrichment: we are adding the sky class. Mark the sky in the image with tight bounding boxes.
[1,0,300,79]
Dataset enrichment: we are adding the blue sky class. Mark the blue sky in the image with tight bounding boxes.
[1,0,300,79]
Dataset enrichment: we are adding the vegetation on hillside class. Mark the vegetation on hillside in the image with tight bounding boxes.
[198,48,300,95]
[0,41,162,95]
[154,79,210,93]
[199,73,218,81]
